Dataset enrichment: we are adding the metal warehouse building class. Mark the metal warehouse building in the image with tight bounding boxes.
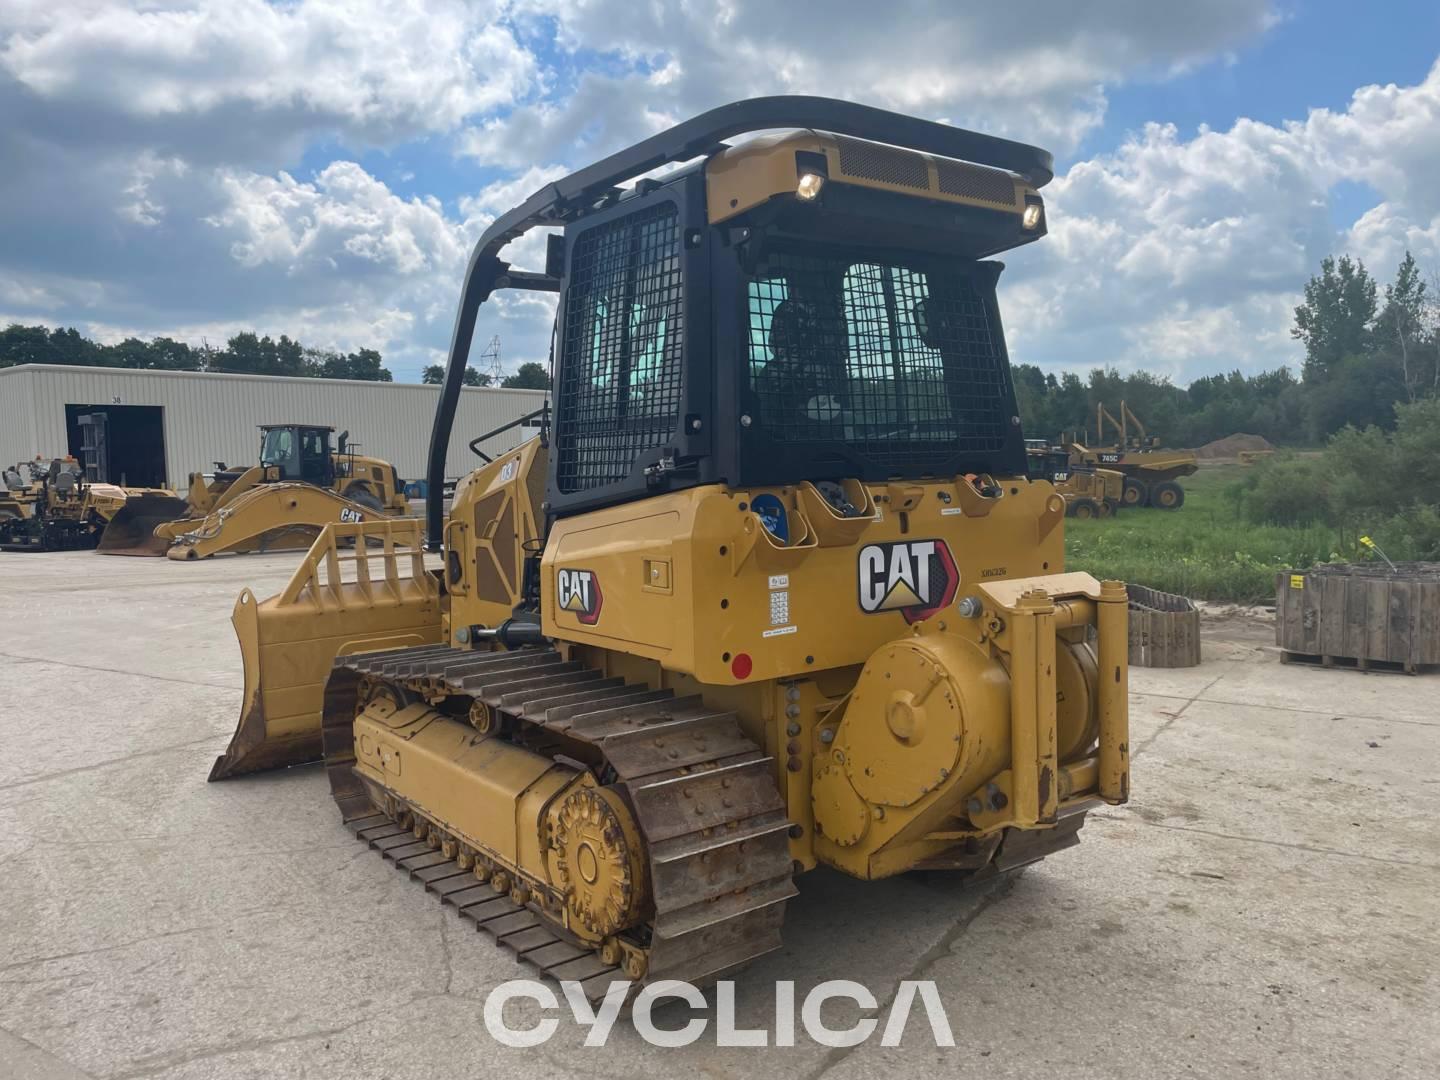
[0,364,548,488]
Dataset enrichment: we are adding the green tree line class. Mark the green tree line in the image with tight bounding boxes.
[420,361,550,389]
[0,324,552,389]
[4,250,1429,415]
[1014,251,1437,448]
[0,325,396,381]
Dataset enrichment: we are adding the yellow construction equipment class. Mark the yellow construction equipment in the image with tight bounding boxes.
[1,456,176,551]
[1069,467,1125,517]
[1065,401,1197,509]
[98,423,409,557]
[1025,443,1122,518]
[1238,448,1276,465]
[210,98,1130,998]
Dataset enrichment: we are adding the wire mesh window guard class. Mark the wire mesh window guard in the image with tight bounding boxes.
[556,203,684,493]
[746,252,1010,470]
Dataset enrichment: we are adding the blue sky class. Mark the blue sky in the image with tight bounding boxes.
[1095,0,1440,151]
[1088,0,1438,231]
[1,1,1438,385]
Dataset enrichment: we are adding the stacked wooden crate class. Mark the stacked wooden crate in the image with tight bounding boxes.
[1275,563,1440,674]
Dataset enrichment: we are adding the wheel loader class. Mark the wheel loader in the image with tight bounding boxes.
[1,456,176,551]
[209,98,1130,999]
[1025,443,1122,518]
[98,423,409,558]
[1065,401,1197,509]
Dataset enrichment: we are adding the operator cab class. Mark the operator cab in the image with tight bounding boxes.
[258,424,335,486]
[423,97,1055,541]
[1025,446,1071,484]
[544,125,1048,514]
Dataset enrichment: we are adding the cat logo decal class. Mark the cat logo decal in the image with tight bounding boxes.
[857,540,959,624]
[556,568,602,625]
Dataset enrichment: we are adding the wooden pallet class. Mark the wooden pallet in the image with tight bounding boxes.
[1279,650,1424,676]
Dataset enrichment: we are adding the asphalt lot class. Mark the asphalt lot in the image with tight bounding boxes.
[1,551,1436,1078]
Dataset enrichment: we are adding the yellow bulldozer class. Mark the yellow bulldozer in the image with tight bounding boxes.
[208,98,1130,998]
[98,423,409,559]
[1065,401,1198,510]
[1,456,176,551]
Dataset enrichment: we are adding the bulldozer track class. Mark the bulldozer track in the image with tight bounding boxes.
[323,642,797,1002]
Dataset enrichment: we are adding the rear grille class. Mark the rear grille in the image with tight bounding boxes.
[935,159,1016,206]
[555,204,684,493]
[835,135,929,190]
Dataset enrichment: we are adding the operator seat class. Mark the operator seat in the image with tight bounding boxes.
[754,296,850,435]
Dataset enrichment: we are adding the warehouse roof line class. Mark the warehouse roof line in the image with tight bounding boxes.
[0,364,549,396]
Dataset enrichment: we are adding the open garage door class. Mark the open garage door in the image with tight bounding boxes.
[64,404,167,488]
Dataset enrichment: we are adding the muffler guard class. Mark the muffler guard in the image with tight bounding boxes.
[209,520,444,780]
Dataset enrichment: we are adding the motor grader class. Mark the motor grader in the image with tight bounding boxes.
[210,98,1130,999]
[0,456,175,551]
[98,423,409,558]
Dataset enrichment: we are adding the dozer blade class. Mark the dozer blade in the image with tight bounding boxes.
[210,518,444,780]
[163,482,407,561]
[95,494,193,555]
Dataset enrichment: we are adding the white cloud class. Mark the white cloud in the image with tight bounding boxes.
[1,0,534,162]
[0,274,67,312]
[1004,58,1440,377]
[1345,204,1440,277]
[1,1,1437,390]
[471,0,1277,165]
[205,163,469,276]
[460,164,569,217]
[119,152,189,227]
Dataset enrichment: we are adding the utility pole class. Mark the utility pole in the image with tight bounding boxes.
[478,336,502,385]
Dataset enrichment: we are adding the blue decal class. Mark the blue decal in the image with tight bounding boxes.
[751,493,789,544]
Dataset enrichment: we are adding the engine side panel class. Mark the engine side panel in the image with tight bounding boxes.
[540,478,1066,685]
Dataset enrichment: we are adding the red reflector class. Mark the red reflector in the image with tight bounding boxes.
[731,653,753,679]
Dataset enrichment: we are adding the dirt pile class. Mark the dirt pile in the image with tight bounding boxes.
[1195,433,1276,459]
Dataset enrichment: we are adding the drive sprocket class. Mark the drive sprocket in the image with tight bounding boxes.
[549,784,646,941]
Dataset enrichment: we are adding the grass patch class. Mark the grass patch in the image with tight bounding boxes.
[1064,464,1352,604]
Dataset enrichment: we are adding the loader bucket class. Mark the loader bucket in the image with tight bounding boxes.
[209,518,444,780]
[96,494,192,555]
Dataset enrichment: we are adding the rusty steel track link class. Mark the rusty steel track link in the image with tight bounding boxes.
[322,642,797,1002]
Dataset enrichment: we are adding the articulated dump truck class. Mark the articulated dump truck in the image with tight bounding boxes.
[210,97,1131,1001]
[1067,402,1198,510]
